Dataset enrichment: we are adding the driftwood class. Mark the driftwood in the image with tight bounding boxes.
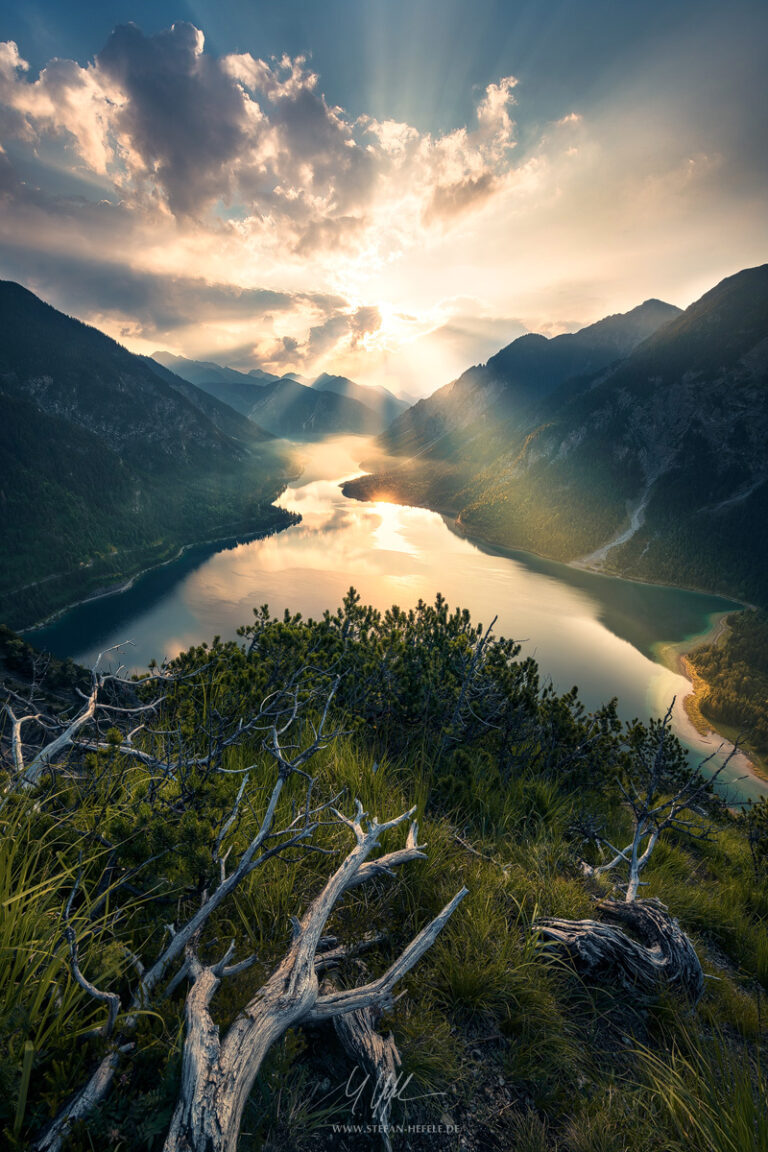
[536,705,737,1008]
[31,675,343,1152]
[536,897,704,1003]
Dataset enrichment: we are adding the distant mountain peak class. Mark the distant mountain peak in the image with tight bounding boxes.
[350,263,768,607]
[150,350,265,388]
[310,371,408,424]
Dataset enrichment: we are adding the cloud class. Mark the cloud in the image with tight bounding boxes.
[423,171,498,225]
[0,230,344,327]
[0,24,536,383]
[96,22,250,215]
[349,305,382,339]
[1,19,764,394]
[253,306,383,371]
[0,26,520,253]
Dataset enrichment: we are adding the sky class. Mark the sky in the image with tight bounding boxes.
[0,0,766,396]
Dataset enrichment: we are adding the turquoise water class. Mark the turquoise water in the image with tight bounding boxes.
[27,436,765,803]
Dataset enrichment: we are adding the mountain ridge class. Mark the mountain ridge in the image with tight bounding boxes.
[151,353,405,436]
[344,267,768,604]
[0,282,295,628]
[374,297,681,466]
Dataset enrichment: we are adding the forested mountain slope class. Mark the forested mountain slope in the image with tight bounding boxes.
[246,376,384,438]
[0,282,295,628]
[311,371,408,425]
[151,353,403,437]
[346,267,768,604]
[374,298,680,465]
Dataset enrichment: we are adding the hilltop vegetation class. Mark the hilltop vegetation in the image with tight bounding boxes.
[1,593,766,1151]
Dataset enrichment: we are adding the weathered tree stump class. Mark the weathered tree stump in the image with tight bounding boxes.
[536,897,703,1003]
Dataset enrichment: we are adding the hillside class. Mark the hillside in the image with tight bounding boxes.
[151,350,278,388]
[151,353,401,436]
[1,593,766,1151]
[374,298,680,466]
[345,267,768,605]
[0,283,296,628]
[246,376,384,437]
[311,371,408,425]
[147,355,270,420]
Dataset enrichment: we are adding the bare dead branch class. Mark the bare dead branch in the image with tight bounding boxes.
[160,805,466,1152]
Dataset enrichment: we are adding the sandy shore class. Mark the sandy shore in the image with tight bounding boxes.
[656,611,768,785]
[656,611,731,737]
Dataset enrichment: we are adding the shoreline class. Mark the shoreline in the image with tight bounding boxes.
[654,610,733,735]
[452,516,767,787]
[344,475,755,607]
[448,513,754,607]
[655,613,768,785]
[361,491,766,788]
[22,507,299,635]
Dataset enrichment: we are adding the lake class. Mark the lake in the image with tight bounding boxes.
[27,435,766,802]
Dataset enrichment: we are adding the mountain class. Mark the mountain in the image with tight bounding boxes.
[246,377,383,438]
[140,356,275,442]
[0,283,295,628]
[151,356,401,435]
[311,372,408,425]
[161,371,268,420]
[150,351,280,417]
[151,350,274,388]
[375,298,681,464]
[344,268,768,604]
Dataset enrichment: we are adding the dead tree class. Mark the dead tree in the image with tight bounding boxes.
[163,804,466,1152]
[19,649,466,1152]
[536,704,738,1003]
[1,645,181,792]
[35,807,465,1152]
[537,897,704,1003]
[33,763,331,1151]
[328,983,402,1152]
[28,662,341,1151]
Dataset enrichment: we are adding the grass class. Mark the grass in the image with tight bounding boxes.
[2,674,767,1149]
[0,797,133,1144]
[637,1031,768,1152]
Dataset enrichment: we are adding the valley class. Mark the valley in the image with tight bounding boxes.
[345,266,768,608]
[26,435,765,803]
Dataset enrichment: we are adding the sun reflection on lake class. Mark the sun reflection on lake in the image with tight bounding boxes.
[28,434,764,802]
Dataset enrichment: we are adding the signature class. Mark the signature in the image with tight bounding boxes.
[344,1067,444,1122]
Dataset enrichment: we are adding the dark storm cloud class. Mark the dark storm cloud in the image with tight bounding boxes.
[96,22,251,215]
